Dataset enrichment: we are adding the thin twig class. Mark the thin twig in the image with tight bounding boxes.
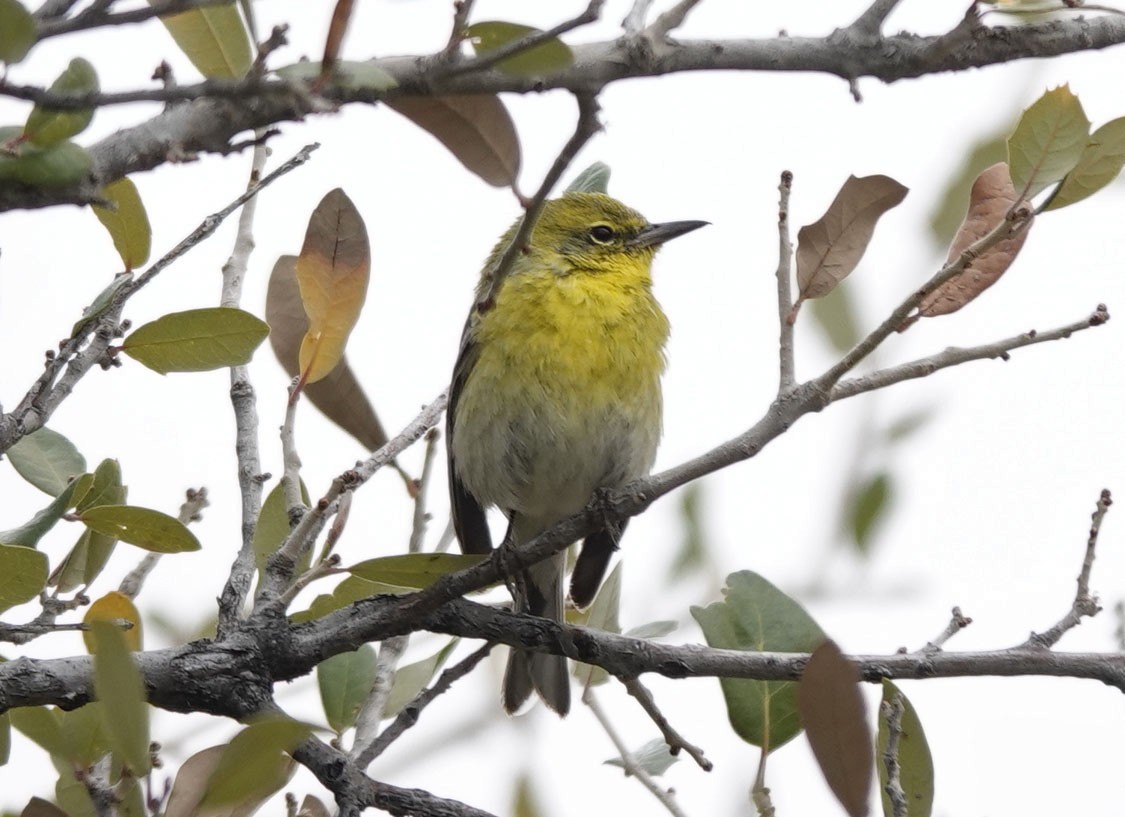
[443,0,477,58]
[623,0,654,34]
[36,0,233,38]
[358,641,497,766]
[1023,488,1112,649]
[648,0,703,38]
[751,747,774,817]
[277,555,343,610]
[583,686,689,817]
[880,693,908,817]
[775,170,796,394]
[408,428,441,554]
[215,138,270,637]
[350,635,409,764]
[621,677,711,771]
[851,0,905,36]
[919,606,972,654]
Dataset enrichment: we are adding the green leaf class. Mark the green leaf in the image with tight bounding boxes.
[690,571,826,751]
[574,562,622,687]
[466,21,573,77]
[21,797,70,817]
[79,505,201,553]
[0,544,48,611]
[0,127,92,188]
[6,427,86,496]
[152,1,252,79]
[878,681,934,817]
[55,775,96,817]
[90,620,150,774]
[624,620,677,639]
[92,178,152,269]
[0,0,35,65]
[1046,117,1125,210]
[252,479,311,579]
[604,737,680,776]
[122,307,270,374]
[291,575,410,623]
[200,718,309,807]
[849,473,892,556]
[384,639,459,718]
[59,702,111,767]
[52,525,118,593]
[564,161,611,195]
[927,132,1008,248]
[1007,85,1090,199]
[275,60,397,91]
[73,272,132,336]
[669,481,708,579]
[317,645,377,733]
[75,458,126,513]
[347,553,487,588]
[9,706,66,757]
[0,474,90,549]
[23,57,98,146]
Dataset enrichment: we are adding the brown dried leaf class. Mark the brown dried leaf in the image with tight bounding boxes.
[385,95,521,188]
[797,640,872,817]
[796,174,908,300]
[296,189,371,384]
[917,162,1031,321]
[266,256,388,450]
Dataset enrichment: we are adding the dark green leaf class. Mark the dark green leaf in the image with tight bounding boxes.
[690,571,826,750]
[0,544,48,611]
[200,718,309,807]
[291,575,409,623]
[152,1,251,78]
[1007,85,1090,199]
[20,798,69,817]
[0,474,89,548]
[122,307,270,374]
[383,639,459,718]
[604,737,680,776]
[252,479,310,578]
[72,272,132,336]
[849,473,892,556]
[75,458,125,513]
[317,645,377,733]
[1046,117,1125,210]
[878,681,934,817]
[79,505,200,553]
[0,128,92,188]
[624,620,677,639]
[51,527,117,592]
[6,427,86,496]
[347,553,486,588]
[564,161,611,195]
[90,620,150,774]
[92,177,152,269]
[24,57,98,146]
[466,21,573,77]
[0,0,35,64]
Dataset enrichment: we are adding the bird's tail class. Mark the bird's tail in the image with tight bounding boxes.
[503,550,570,715]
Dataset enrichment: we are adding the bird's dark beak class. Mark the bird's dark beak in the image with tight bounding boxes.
[629,219,709,249]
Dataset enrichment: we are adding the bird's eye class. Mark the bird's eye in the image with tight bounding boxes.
[588,225,616,244]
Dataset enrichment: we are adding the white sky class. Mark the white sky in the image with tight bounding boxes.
[2,1,1125,816]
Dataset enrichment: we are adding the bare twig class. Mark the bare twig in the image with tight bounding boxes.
[751,748,774,816]
[583,687,689,817]
[408,428,441,554]
[1024,488,1112,649]
[350,635,409,764]
[880,693,908,817]
[649,0,704,38]
[623,0,654,34]
[358,641,497,766]
[851,0,905,36]
[36,0,233,38]
[775,170,796,394]
[621,677,711,771]
[443,0,477,58]
[119,487,209,600]
[919,606,972,654]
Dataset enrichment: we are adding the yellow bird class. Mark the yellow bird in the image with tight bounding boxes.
[447,191,706,715]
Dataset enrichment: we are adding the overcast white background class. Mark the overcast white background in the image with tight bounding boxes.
[2,1,1125,815]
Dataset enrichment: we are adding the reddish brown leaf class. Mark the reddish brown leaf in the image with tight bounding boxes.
[914,162,1031,323]
[385,95,521,188]
[296,189,371,384]
[797,640,872,817]
[319,0,356,87]
[796,174,908,301]
[266,256,387,450]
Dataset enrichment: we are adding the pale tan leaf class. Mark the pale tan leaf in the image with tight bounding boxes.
[266,256,388,450]
[296,189,371,384]
[913,162,1031,323]
[796,174,908,301]
[797,640,872,817]
[385,95,521,188]
[297,796,331,817]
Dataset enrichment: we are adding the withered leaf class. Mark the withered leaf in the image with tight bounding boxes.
[266,255,387,450]
[795,174,908,309]
[797,640,872,817]
[385,95,521,188]
[296,189,371,384]
[910,162,1031,325]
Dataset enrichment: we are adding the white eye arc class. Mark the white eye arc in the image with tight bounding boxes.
[588,224,616,244]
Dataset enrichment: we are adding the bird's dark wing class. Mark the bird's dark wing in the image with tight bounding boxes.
[568,519,629,608]
[447,319,493,555]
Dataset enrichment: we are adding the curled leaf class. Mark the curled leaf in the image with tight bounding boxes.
[296,189,371,384]
[907,162,1031,325]
[385,95,521,188]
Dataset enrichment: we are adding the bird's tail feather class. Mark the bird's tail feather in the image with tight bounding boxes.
[503,551,570,715]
